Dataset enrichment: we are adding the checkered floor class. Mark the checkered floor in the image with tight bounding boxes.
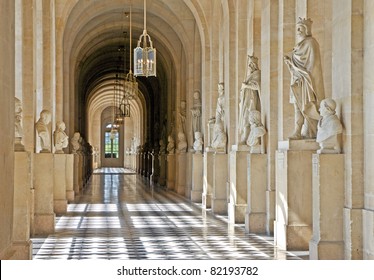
[32,171,304,260]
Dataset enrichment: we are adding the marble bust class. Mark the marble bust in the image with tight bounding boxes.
[35,109,52,153]
[316,98,343,154]
[54,121,69,154]
[193,131,204,153]
[167,135,175,154]
[71,132,81,154]
[177,132,187,153]
[246,110,266,153]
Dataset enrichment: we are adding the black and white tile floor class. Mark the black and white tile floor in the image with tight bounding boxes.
[32,170,306,260]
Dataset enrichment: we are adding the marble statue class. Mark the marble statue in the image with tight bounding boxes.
[316,98,343,154]
[167,135,175,154]
[14,97,25,151]
[215,83,225,123]
[284,17,325,139]
[246,110,266,154]
[53,121,69,154]
[211,120,227,152]
[71,132,81,154]
[177,132,187,153]
[35,109,52,153]
[191,90,202,137]
[178,100,187,135]
[193,131,204,153]
[239,55,261,145]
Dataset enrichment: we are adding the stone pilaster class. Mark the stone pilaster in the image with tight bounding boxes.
[202,149,215,209]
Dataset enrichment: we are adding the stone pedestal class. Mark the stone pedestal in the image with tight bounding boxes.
[191,153,203,202]
[202,149,214,208]
[245,154,267,233]
[53,154,67,214]
[13,152,32,259]
[159,153,166,186]
[73,153,81,195]
[185,152,192,199]
[65,154,74,202]
[176,153,187,195]
[228,147,250,223]
[167,154,175,190]
[275,140,318,250]
[33,153,55,236]
[309,154,344,259]
[212,153,228,215]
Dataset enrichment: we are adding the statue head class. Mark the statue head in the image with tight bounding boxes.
[319,98,337,117]
[56,121,66,131]
[194,131,202,140]
[39,109,51,125]
[248,55,259,72]
[296,17,313,37]
[15,97,22,115]
[218,83,224,95]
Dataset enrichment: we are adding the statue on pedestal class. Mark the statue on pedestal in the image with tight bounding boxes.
[239,55,261,144]
[191,90,202,140]
[54,121,69,154]
[316,98,343,154]
[284,17,325,139]
[35,109,52,153]
[212,83,227,152]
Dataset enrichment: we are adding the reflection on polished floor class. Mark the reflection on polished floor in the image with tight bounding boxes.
[32,169,304,260]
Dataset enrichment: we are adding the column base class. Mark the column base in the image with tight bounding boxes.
[66,190,75,202]
[33,213,55,236]
[212,198,227,215]
[202,193,212,209]
[191,190,202,203]
[275,221,312,250]
[10,240,33,260]
[54,199,67,215]
[228,203,247,224]
[309,239,344,260]
[245,212,266,233]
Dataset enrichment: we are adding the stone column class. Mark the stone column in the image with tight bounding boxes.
[202,149,215,208]
[245,154,267,233]
[53,154,67,214]
[65,154,74,202]
[176,152,187,195]
[191,153,203,202]
[309,154,344,259]
[274,139,318,250]
[228,146,250,223]
[33,153,55,236]
[167,153,175,190]
[212,153,228,215]
[13,151,33,259]
[185,152,193,199]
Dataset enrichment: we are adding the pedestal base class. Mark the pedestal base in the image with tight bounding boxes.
[228,150,248,223]
[166,154,175,190]
[65,154,74,202]
[363,209,374,259]
[33,153,55,236]
[54,154,67,215]
[176,153,187,195]
[309,154,344,259]
[275,146,315,250]
[202,150,214,209]
[245,154,267,233]
[191,153,203,203]
[212,153,228,215]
